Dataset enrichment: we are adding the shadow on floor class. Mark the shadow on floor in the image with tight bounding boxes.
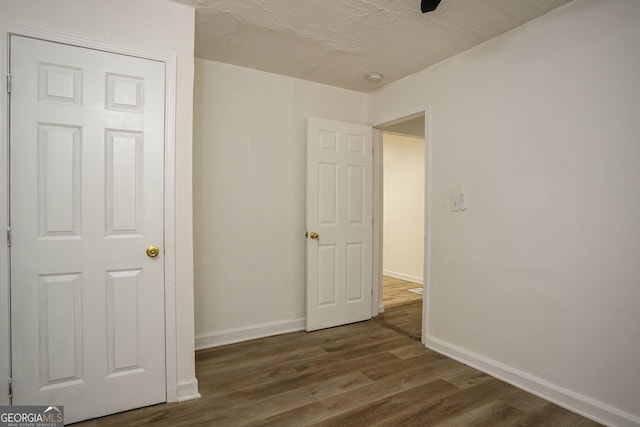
[376,276,423,341]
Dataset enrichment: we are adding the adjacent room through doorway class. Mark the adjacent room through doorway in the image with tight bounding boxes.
[375,115,425,341]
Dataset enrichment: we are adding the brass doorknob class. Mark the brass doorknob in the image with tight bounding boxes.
[309,232,319,240]
[146,245,160,258]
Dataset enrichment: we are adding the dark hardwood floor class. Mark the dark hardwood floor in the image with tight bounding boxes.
[376,275,423,340]
[375,300,422,341]
[75,313,601,426]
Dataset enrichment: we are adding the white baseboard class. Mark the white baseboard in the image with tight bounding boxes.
[424,334,640,427]
[176,377,201,402]
[195,318,306,350]
[383,270,423,285]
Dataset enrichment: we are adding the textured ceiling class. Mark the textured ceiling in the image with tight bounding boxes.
[171,0,574,92]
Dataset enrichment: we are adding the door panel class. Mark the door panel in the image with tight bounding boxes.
[38,124,82,237]
[306,117,373,331]
[10,35,166,424]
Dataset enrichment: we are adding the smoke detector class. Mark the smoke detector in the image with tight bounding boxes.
[367,72,383,83]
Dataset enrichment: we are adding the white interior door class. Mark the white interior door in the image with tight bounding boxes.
[9,35,166,423]
[306,117,373,331]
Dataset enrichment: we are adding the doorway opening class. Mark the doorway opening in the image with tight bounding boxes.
[374,114,426,341]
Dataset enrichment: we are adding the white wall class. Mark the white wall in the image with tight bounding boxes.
[369,0,640,424]
[383,133,425,283]
[0,0,198,402]
[193,58,367,347]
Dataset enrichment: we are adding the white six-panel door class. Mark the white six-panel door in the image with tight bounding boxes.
[306,117,373,331]
[9,35,166,423]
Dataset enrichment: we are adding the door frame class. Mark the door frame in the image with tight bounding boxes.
[371,105,431,344]
[0,24,179,404]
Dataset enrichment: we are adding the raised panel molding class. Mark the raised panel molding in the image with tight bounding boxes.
[38,273,84,390]
[317,245,337,306]
[318,130,337,152]
[106,73,144,113]
[106,269,144,377]
[346,165,364,224]
[318,163,337,225]
[38,62,82,105]
[105,130,143,238]
[38,123,82,239]
[347,134,365,154]
[346,243,364,301]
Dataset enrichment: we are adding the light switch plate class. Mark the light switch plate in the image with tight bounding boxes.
[450,191,467,211]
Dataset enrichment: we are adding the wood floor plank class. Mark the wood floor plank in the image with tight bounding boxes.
[246,370,456,426]
[506,401,600,427]
[385,378,514,426]
[212,344,404,402]
[316,379,459,427]
[360,350,451,382]
[382,275,423,308]
[377,276,423,340]
[388,342,430,359]
[188,371,375,426]
[197,346,329,391]
[440,364,494,389]
[73,317,602,427]
[434,400,522,427]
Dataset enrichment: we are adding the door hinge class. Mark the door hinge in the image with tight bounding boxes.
[6,74,11,94]
[6,227,11,247]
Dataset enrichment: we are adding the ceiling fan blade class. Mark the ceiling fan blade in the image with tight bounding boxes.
[421,0,442,13]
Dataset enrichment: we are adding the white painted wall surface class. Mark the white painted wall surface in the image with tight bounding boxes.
[0,0,198,402]
[193,59,367,347]
[369,0,640,424]
[383,133,424,284]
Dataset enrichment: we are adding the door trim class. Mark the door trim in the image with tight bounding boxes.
[0,23,179,404]
[371,105,431,344]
